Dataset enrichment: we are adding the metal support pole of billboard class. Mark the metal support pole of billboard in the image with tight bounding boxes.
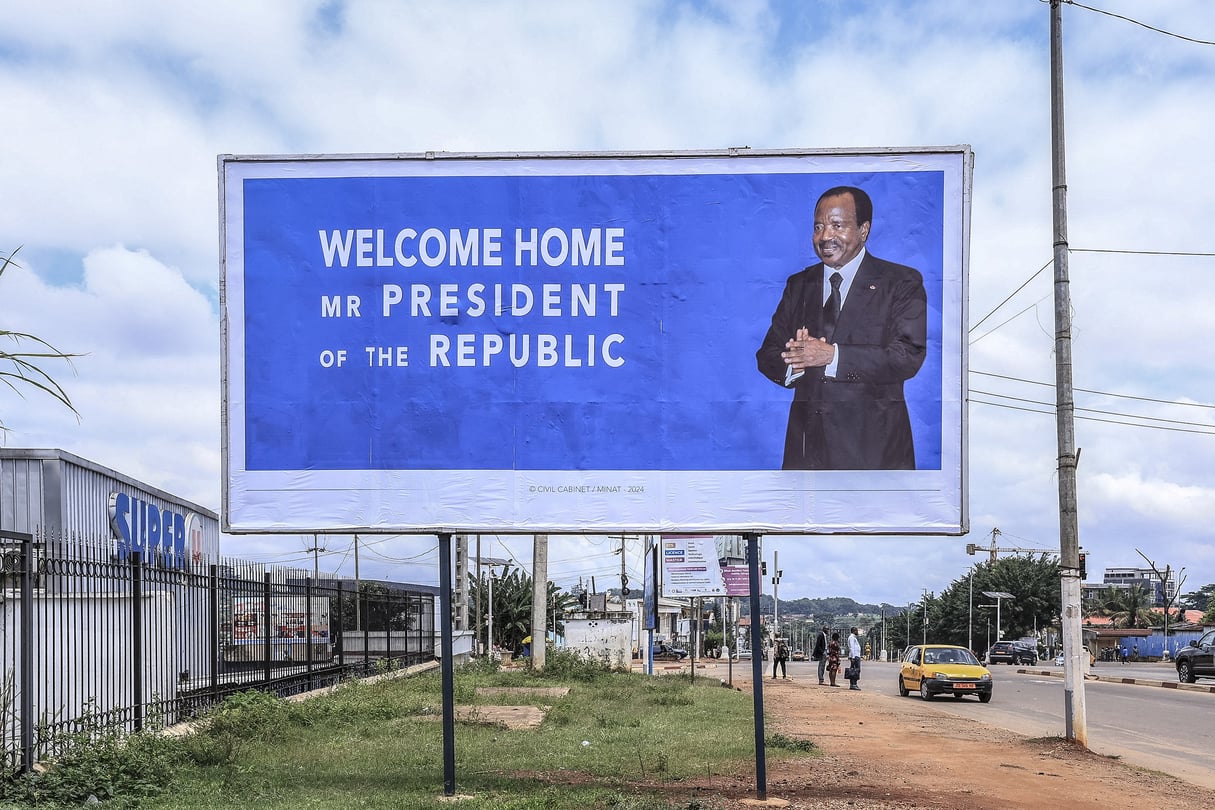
[3,530,36,773]
[694,595,704,684]
[437,532,456,796]
[474,536,482,655]
[646,535,657,676]
[1050,0,1087,748]
[353,533,361,631]
[745,532,768,802]
[727,596,734,685]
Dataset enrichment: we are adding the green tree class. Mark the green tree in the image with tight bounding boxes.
[888,555,1061,654]
[1091,584,1155,629]
[1181,584,1215,613]
[1,247,80,432]
[467,569,578,653]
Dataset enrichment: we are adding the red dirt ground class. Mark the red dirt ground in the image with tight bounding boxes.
[665,670,1215,809]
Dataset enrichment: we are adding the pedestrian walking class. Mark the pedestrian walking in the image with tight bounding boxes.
[773,639,789,679]
[827,632,842,687]
[847,627,863,690]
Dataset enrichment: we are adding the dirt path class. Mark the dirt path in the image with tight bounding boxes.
[685,668,1215,809]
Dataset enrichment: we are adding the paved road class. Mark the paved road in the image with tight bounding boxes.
[764,658,1215,789]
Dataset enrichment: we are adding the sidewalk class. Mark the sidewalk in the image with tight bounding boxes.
[716,665,1215,808]
[1018,664,1215,693]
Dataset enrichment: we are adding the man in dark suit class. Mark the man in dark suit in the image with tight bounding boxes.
[756,186,927,470]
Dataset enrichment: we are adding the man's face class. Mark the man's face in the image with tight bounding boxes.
[813,193,870,268]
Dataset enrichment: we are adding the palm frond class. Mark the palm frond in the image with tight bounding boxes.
[0,246,83,431]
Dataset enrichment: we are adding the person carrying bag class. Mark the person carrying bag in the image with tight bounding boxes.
[847,627,863,690]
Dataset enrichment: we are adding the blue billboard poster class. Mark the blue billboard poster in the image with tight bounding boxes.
[220,148,970,535]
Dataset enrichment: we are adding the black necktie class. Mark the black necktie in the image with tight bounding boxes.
[823,271,843,341]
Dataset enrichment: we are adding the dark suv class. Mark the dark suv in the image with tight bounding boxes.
[1176,629,1215,683]
[986,641,1038,665]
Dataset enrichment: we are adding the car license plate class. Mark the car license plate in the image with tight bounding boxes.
[954,683,974,689]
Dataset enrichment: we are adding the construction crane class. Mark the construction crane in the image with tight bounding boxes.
[966,528,1055,563]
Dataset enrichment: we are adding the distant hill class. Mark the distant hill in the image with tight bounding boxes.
[739,595,898,619]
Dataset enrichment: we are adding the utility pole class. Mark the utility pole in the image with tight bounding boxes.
[304,534,325,580]
[617,537,629,600]
[771,550,781,641]
[532,534,548,670]
[474,536,482,655]
[478,554,511,657]
[454,534,469,632]
[1051,0,1087,747]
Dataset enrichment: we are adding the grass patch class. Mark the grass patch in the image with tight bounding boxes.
[0,653,806,808]
[0,704,185,809]
[130,658,792,809]
[766,732,816,752]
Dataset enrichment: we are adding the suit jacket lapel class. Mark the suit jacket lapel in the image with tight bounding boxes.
[803,264,827,336]
[835,254,879,341]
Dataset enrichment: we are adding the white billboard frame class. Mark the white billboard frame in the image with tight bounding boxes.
[220,147,970,536]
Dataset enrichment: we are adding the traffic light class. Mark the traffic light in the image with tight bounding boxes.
[1078,552,1087,580]
[761,561,768,576]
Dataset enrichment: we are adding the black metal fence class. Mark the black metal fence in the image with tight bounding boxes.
[0,529,435,774]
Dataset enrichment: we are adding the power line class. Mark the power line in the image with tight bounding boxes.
[972,248,1211,344]
[970,259,1053,333]
[971,388,1215,429]
[971,370,1215,410]
[1052,0,1215,47]
[363,544,437,564]
[968,295,1052,345]
[1072,248,1215,257]
[970,397,1215,436]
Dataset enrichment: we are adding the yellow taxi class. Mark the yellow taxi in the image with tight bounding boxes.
[898,644,993,703]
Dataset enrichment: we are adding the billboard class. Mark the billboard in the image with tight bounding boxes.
[221,148,969,535]
[659,535,727,598]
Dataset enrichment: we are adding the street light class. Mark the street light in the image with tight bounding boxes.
[771,551,782,641]
[968,565,975,653]
[477,556,511,656]
[921,590,930,646]
[982,591,1015,642]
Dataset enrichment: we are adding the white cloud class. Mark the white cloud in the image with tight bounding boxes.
[2,247,219,504]
[1086,470,1215,529]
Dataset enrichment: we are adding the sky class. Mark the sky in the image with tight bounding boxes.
[2,0,1214,610]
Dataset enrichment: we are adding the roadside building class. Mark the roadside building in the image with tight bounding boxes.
[1,447,220,571]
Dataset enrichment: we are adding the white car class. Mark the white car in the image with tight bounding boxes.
[1054,647,1095,666]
